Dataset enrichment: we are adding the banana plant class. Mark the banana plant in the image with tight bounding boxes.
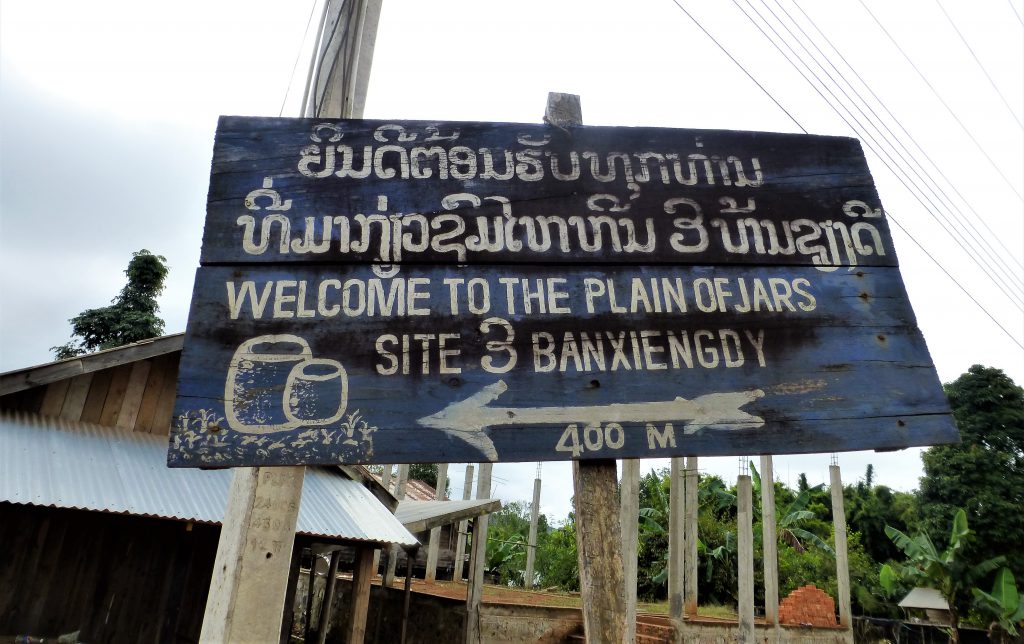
[883,508,1006,643]
[973,567,1024,637]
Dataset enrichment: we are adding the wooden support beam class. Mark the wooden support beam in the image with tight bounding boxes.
[760,455,779,629]
[737,474,755,643]
[304,549,319,643]
[465,463,492,644]
[200,466,304,643]
[621,459,640,644]
[384,464,410,587]
[453,464,475,583]
[316,550,342,644]
[279,540,305,644]
[683,456,699,618]
[400,549,416,644]
[425,462,449,582]
[346,546,375,644]
[830,465,852,629]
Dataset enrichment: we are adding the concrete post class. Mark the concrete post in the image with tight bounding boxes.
[683,456,699,618]
[737,474,755,643]
[830,465,852,629]
[621,459,640,644]
[200,466,304,644]
[668,457,686,628]
[760,455,779,629]
[524,464,542,588]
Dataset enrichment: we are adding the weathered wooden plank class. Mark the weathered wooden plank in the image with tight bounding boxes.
[152,352,181,434]
[135,354,171,432]
[572,459,625,643]
[115,360,152,430]
[0,334,183,397]
[168,261,955,467]
[200,117,893,270]
[59,373,94,421]
[99,364,134,427]
[38,379,71,418]
[80,368,113,424]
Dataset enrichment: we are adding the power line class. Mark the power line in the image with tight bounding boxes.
[668,0,807,133]
[280,0,321,117]
[665,0,1024,349]
[780,0,1024,286]
[886,212,1024,351]
[856,0,1023,202]
[1007,0,1024,27]
[748,0,1024,308]
[934,0,1023,129]
[791,0,1024,274]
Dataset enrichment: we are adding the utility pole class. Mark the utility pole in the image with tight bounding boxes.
[198,3,383,641]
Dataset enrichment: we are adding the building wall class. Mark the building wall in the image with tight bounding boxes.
[0,502,218,644]
[0,352,180,435]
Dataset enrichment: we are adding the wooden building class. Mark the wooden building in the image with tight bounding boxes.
[0,335,419,643]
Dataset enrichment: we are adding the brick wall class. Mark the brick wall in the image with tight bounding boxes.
[778,584,838,627]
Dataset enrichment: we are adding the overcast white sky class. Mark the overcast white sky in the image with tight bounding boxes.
[1,0,1021,521]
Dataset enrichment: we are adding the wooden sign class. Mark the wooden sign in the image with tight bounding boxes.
[168,117,956,467]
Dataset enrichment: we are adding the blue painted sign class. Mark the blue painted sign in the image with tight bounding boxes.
[168,117,957,467]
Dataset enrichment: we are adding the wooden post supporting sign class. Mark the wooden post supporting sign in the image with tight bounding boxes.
[200,466,304,643]
[548,91,627,644]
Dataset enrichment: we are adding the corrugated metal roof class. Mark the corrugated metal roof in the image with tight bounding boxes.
[0,411,417,546]
[899,587,950,611]
[395,499,502,533]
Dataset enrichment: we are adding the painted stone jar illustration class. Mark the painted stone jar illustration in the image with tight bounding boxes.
[225,334,348,434]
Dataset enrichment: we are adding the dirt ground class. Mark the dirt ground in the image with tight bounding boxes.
[376,577,734,617]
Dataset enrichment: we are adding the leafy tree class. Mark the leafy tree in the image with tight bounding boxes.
[845,465,917,565]
[919,366,1024,577]
[52,249,169,359]
[485,500,548,586]
[536,513,578,591]
[408,463,452,496]
[882,508,1006,641]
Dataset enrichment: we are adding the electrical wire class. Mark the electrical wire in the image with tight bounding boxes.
[280,0,321,117]
[668,0,807,133]
[779,0,1024,287]
[934,0,1023,129]
[886,212,1024,351]
[749,0,1024,308]
[1007,0,1024,27]
[791,0,1024,274]
[856,0,1023,202]
[666,0,1024,349]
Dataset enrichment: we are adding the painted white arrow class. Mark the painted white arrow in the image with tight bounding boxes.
[417,380,766,461]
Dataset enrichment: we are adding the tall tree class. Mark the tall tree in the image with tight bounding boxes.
[918,366,1024,577]
[52,249,169,359]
